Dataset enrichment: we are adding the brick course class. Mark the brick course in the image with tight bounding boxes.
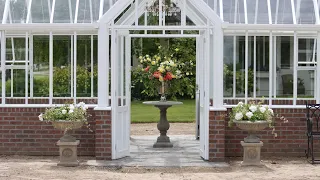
[0,107,111,159]
[209,108,311,161]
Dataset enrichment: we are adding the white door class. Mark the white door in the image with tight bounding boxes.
[111,31,131,159]
[197,31,210,160]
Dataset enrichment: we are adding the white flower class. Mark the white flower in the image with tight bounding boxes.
[62,110,67,114]
[249,105,257,112]
[69,109,74,114]
[78,102,85,107]
[69,104,75,110]
[176,70,181,75]
[268,108,274,115]
[235,113,243,121]
[186,72,190,76]
[259,107,266,113]
[38,114,43,121]
[246,112,253,119]
[237,102,243,106]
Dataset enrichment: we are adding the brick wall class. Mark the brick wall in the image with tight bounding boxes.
[0,107,111,158]
[209,111,226,162]
[224,108,309,157]
[95,110,112,160]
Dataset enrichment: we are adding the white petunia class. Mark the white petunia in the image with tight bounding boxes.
[238,102,243,106]
[38,114,43,121]
[69,104,75,110]
[235,113,243,121]
[78,102,85,107]
[246,112,253,119]
[249,105,257,112]
[82,105,88,110]
[259,107,266,113]
[62,110,67,114]
[69,109,74,114]
[268,108,274,115]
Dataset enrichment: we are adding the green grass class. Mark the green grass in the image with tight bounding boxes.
[131,99,196,123]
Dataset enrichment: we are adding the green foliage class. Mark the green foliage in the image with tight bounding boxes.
[39,102,89,123]
[132,38,196,100]
[224,63,254,94]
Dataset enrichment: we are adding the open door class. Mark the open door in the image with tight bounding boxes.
[111,31,131,159]
[197,31,210,160]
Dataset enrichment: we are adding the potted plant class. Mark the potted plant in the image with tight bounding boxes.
[38,102,90,167]
[229,101,274,143]
[38,102,89,142]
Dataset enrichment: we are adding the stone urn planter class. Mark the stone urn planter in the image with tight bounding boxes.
[52,120,84,167]
[234,121,269,143]
[234,121,269,166]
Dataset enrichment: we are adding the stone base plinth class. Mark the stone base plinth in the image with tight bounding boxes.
[153,136,173,148]
[241,141,263,166]
[57,140,80,167]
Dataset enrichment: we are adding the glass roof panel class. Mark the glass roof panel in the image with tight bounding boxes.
[9,0,28,23]
[0,0,5,23]
[30,0,51,23]
[247,0,269,24]
[53,0,76,23]
[295,0,316,24]
[103,0,115,14]
[223,0,246,24]
[77,0,100,23]
[270,0,293,24]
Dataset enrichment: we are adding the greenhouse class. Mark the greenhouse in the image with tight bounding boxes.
[0,0,319,162]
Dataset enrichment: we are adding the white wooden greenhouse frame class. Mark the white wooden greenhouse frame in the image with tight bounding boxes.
[1,0,320,159]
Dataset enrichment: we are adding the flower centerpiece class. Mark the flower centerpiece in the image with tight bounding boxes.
[138,46,182,101]
[229,101,275,143]
[38,102,90,142]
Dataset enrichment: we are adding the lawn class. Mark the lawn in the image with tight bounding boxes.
[131,99,196,123]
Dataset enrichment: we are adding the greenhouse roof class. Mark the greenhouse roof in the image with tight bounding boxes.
[0,0,319,25]
[204,0,319,24]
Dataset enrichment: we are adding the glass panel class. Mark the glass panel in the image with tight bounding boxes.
[247,0,269,24]
[9,0,28,23]
[31,0,52,23]
[76,35,96,97]
[223,0,245,24]
[78,0,100,23]
[6,38,26,61]
[298,38,317,66]
[298,70,315,98]
[276,36,294,98]
[255,36,270,97]
[0,0,5,23]
[164,0,181,26]
[103,0,113,14]
[33,36,49,97]
[6,69,25,97]
[53,0,76,23]
[53,36,72,97]
[270,0,293,24]
[223,36,234,97]
[295,0,316,24]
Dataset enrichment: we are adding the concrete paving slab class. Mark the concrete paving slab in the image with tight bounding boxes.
[87,135,229,168]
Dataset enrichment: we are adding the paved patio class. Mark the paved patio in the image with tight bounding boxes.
[88,135,229,168]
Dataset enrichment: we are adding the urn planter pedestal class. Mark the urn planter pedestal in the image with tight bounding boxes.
[57,140,80,167]
[52,121,84,167]
[235,121,269,166]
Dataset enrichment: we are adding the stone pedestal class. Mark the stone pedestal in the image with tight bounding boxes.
[143,101,183,148]
[241,141,263,166]
[57,140,80,167]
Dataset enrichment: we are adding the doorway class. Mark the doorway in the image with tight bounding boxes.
[110,30,211,162]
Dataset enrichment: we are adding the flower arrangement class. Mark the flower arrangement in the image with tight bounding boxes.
[139,46,182,83]
[229,100,288,137]
[38,102,89,123]
[229,101,274,123]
